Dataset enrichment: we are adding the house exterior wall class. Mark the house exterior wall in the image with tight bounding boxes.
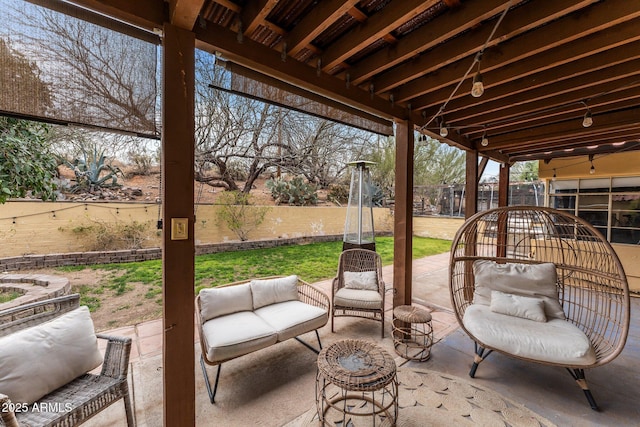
[539,152,640,292]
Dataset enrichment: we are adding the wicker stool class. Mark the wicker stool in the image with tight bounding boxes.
[392,305,433,361]
[316,339,398,426]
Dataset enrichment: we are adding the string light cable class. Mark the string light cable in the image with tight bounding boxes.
[419,1,515,133]
[0,202,157,223]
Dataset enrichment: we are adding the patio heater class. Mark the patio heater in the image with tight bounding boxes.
[343,160,376,251]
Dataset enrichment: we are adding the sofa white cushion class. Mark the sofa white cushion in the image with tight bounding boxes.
[251,275,299,309]
[199,283,253,322]
[334,288,382,310]
[473,260,566,320]
[343,271,378,291]
[0,306,103,404]
[255,300,328,342]
[490,290,547,322]
[463,304,596,366]
[201,311,277,363]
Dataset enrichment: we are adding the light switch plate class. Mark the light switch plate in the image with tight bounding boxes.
[171,218,188,240]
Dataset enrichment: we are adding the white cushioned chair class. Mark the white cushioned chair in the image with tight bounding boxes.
[0,294,135,426]
[331,249,386,338]
[449,206,630,410]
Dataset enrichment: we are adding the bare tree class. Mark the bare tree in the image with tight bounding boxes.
[9,2,157,135]
[194,51,374,194]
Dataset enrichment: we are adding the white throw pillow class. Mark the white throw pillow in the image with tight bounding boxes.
[473,260,566,320]
[0,306,103,404]
[490,290,547,322]
[199,283,253,321]
[251,275,299,309]
[343,271,378,291]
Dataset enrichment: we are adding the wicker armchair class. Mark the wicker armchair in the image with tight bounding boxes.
[449,206,630,410]
[331,249,386,338]
[0,294,135,426]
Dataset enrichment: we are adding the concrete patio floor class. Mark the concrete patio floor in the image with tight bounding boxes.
[82,252,640,426]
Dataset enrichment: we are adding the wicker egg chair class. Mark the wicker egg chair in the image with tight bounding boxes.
[449,205,630,410]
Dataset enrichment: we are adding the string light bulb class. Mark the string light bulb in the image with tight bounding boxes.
[439,119,449,137]
[481,131,489,147]
[589,154,595,174]
[582,109,593,128]
[552,169,557,181]
[582,101,593,127]
[471,52,485,98]
[471,72,484,98]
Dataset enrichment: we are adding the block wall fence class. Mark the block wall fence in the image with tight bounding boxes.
[0,201,463,271]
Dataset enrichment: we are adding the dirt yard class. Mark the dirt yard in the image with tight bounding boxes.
[57,165,334,206]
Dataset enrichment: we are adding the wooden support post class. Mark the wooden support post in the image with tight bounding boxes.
[162,23,196,427]
[465,150,478,219]
[497,163,510,258]
[393,119,414,307]
[463,150,479,301]
[498,163,510,207]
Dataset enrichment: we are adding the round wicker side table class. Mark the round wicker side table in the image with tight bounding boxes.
[392,305,433,361]
[316,339,398,427]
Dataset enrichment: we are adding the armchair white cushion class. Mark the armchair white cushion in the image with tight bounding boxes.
[251,275,299,309]
[255,300,328,342]
[334,288,382,310]
[490,290,547,322]
[200,283,253,321]
[0,306,103,404]
[201,311,278,363]
[463,304,595,365]
[343,271,378,291]
[473,260,566,320]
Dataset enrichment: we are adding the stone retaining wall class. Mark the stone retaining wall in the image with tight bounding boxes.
[0,274,70,310]
[0,233,395,271]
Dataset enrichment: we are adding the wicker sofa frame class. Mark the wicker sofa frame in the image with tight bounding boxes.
[449,206,630,410]
[196,276,330,403]
[331,249,386,338]
[0,294,135,427]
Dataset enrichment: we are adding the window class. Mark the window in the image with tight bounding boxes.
[548,178,640,245]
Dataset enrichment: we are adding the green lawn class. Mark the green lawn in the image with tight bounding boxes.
[59,236,451,301]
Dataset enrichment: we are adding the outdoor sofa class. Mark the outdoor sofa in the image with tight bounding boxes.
[196,275,330,403]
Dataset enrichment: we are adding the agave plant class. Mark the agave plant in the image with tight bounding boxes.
[61,147,123,192]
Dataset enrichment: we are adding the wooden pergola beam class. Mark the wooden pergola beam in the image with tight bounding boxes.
[488,109,640,147]
[242,0,279,36]
[461,89,640,138]
[348,0,509,86]
[194,23,408,121]
[169,0,205,30]
[393,0,637,103]
[429,40,640,123]
[66,0,165,31]
[287,0,360,57]
[321,0,439,73]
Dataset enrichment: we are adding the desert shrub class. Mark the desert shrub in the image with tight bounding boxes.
[370,183,386,207]
[266,176,318,206]
[327,184,349,205]
[127,150,155,176]
[215,191,270,241]
[65,219,153,251]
